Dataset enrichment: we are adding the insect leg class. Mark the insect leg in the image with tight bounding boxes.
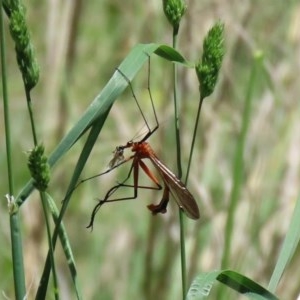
[116,67,151,134]
[62,153,134,204]
[140,54,159,143]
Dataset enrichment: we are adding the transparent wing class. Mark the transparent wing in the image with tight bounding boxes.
[150,156,200,220]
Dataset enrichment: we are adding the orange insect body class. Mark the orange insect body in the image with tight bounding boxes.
[125,141,200,220]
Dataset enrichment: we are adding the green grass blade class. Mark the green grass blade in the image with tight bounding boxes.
[154,44,192,67]
[221,54,263,270]
[46,193,82,299]
[186,270,279,300]
[217,270,278,300]
[35,118,106,300]
[15,43,191,207]
[268,194,300,292]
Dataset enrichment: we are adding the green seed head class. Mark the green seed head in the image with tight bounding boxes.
[196,22,225,98]
[9,3,39,90]
[162,0,187,33]
[27,144,50,192]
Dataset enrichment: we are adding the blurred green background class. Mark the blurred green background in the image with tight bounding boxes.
[1,0,300,299]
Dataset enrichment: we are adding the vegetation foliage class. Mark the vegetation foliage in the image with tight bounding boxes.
[1,1,300,299]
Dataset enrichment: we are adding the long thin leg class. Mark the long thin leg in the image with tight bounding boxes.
[104,157,163,201]
[116,55,159,143]
[87,159,163,229]
[87,181,163,230]
[141,54,159,142]
[97,180,170,216]
[62,153,135,203]
[116,67,151,134]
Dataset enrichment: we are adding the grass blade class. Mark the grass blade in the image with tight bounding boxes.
[268,194,300,291]
[47,193,82,299]
[221,54,263,270]
[35,116,106,300]
[186,270,279,300]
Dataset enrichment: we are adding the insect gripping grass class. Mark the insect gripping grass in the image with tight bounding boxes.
[83,60,200,228]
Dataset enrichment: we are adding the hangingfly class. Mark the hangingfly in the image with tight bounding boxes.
[86,138,200,228]
[84,59,200,228]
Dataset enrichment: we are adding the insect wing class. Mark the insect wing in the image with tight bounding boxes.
[166,175,200,219]
[150,156,200,219]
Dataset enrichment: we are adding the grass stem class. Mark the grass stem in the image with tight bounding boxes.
[184,96,204,185]
[171,26,187,299]
[1,2,26,297]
